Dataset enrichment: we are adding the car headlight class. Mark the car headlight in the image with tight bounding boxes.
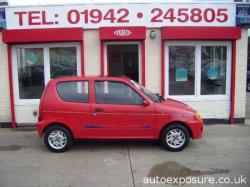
[194,113,202,122]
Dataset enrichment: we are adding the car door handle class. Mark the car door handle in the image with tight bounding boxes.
[95,108,104,112]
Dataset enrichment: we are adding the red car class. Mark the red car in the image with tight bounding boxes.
[37,76,203,152]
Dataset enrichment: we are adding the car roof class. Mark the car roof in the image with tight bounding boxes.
[51,76,131,83]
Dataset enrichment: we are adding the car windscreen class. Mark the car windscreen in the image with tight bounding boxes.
[130,80,165,102]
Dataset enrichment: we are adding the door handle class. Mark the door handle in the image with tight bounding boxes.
[95,108,104,112]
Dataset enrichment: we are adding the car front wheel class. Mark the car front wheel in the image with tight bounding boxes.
[44,125,73,153]
[160,124,190,152]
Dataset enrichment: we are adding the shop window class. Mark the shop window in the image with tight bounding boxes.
[169,46,195,95]
[166,41,231,101]
[13,43,81,104]
[50,47,77,79]
[57,81,89,103]
[16,48,45,99]
[201,46,227,95]
[95,81,144,105]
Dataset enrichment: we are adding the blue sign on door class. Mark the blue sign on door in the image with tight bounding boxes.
[0,8,6,29]
[236,4,250,26]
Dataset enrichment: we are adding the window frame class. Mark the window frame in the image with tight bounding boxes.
[12,42,81,105]
[94,80,145,105]
[165,41,232,101]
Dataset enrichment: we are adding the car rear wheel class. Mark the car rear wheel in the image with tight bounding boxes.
[44,125,73,152]
[160,124,190,152]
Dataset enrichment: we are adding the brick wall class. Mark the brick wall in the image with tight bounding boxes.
[145,29,161,93]
[235,28,248,118]
[84,30,101,76]
[0,33,11,123]
[0,28,247,125]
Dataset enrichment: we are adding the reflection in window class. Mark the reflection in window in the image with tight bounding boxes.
[201,46,227,95]
[57,81,89,103]
[50,47,77,79]
[169,46,195,95]
[17,48,44,99]
[95,81,144,105]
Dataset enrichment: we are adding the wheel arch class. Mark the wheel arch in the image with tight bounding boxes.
[43,122,74,139]
[159,121,193,139]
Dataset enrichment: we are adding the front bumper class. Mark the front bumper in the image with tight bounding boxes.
[187,120,203,139]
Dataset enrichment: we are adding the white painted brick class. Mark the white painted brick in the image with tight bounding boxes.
[145,29,161,93]
[84,30,101,76]
[184,101,230,119]
[235,29,248,118]
[0,33,11,122]
[15,105,39,124]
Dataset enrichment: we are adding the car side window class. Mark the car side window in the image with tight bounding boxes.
[95,81,144,105]
[57,81,89,103]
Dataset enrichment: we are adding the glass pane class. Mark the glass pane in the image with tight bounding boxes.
[201,46,227,95]
[17,48,44,99]
[57,81,89,103]
[107,44,139,82]
[95,81,144,105]
[49,47,77,79]
[169,46,195,95]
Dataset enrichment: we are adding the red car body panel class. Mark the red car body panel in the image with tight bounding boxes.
[37,76,203,140]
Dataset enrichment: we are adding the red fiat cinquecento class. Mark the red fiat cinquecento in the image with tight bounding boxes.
[37,76,203,152]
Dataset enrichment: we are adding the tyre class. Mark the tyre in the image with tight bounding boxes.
[44,125,73,153]
[160,124,190,152]
[247,81,250,92]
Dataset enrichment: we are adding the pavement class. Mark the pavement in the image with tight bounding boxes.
[0,124,250,187]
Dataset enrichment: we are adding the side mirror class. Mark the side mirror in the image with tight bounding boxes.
[143,100,150,106]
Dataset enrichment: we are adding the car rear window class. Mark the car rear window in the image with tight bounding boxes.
[56,81,89,103]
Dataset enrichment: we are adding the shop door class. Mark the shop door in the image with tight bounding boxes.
[106,44,140,82]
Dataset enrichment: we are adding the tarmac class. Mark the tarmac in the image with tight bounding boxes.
[0,124,250,187]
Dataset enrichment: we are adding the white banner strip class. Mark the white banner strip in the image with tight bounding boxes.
[6,3,236,29]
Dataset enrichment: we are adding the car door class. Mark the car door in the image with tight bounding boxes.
[91,80,156,138]
[55,80,93,139]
